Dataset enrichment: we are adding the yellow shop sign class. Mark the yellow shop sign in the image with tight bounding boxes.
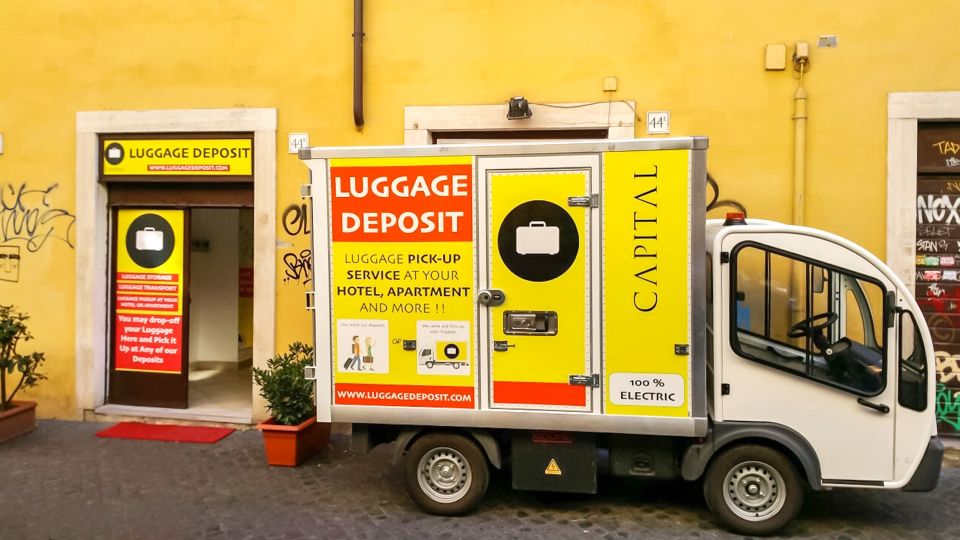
[102,138,253,176]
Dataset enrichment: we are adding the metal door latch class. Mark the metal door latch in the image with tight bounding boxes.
[493,341,514,352]
[569,374,600,387]
[567,194,599,208]
[402,340,417,351]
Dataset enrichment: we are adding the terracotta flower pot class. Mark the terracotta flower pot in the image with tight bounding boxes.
[0,400,37,444]
[257,416,331,467]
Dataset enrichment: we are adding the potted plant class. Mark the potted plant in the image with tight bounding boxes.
[253,341,330,466]
[0,305,45,444]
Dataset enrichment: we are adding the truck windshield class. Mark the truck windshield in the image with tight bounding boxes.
[730,243,887,396]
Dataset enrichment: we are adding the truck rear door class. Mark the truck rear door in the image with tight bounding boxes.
[478,155,600,411]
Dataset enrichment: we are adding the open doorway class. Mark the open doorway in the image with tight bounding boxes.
[186,208,254,418]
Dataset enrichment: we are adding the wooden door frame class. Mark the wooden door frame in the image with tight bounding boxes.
[887,92,960,290]
[75,108,277,419]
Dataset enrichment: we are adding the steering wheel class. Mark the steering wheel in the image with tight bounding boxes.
[787,312,838,339]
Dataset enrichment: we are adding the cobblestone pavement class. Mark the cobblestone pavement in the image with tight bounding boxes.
[1,420,958,540]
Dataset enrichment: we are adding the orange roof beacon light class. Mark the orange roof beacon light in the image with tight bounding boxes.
[723,212,747,226]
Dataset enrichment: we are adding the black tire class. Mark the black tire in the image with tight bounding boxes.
[453,362,461,369]
[404,433,489,515]
[426,361,434,369]
[703,444,804,536]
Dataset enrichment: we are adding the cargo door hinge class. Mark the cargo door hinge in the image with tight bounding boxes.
[303,365,317,381]
[721,383,731,395]
[569,374,600,388]
[305,291,317,311]
[720,252,730,264]
[567,194,599,208]
[300,183,313,199]
[674,344,690,355]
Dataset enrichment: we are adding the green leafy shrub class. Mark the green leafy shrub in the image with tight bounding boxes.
[252,342,315,425]
[0,305,46,411]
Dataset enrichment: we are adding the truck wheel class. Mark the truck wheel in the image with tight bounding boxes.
[404,433,489,515]
[426,361,434,369]
[453,362,461,369]
[703,444,803,536]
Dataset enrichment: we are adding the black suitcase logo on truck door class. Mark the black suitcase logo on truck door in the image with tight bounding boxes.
[498,200,579,282]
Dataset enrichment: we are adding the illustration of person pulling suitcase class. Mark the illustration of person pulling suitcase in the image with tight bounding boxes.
[343,335,364,371]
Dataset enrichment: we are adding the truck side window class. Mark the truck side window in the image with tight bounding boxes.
[898,310,928,411]
[731,244,886,396]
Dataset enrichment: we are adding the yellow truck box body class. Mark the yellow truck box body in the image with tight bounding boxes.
[302,138,708,437]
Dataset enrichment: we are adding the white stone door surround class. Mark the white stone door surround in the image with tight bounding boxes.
[75,108,277,421]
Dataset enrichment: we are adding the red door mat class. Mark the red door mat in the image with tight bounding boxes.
[96,422,234,444]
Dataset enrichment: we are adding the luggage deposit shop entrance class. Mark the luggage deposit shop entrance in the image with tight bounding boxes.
[101,135,255,420]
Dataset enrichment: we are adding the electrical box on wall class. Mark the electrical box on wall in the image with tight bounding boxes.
[765,44,787,70]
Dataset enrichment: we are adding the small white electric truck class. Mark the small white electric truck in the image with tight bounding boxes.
[300,138,941,535]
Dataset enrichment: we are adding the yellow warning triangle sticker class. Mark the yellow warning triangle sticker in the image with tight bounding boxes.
[544,458,562,476]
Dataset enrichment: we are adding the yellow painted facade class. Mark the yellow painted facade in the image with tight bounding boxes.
[1,1,958,419]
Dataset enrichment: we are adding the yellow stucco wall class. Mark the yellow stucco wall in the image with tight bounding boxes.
[1,1,958,419]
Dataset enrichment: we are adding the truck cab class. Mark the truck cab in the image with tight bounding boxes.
[698,217,941,529]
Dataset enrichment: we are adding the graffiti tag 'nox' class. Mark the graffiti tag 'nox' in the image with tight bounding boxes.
[0,182,76,252]
[918,195,960,225]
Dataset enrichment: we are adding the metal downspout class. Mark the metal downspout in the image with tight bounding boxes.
[793,66,807,226]
[353,0,364,128]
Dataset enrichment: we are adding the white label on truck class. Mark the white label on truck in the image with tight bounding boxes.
[609,373,685,407]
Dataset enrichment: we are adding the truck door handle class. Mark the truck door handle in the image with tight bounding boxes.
[856,397,890,414]
[478,289,506,306]
[493,341,514,352]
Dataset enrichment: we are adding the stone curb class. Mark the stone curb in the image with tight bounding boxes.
[944,445,960,468]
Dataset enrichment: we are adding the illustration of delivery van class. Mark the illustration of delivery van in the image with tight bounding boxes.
[515,221,559,255]
[135,227,164,251]
[418,341,468,369]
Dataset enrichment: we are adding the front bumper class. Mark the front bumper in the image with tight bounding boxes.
[902,436,944,492]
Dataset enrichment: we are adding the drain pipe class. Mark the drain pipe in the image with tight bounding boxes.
[793,79,807,225]
[790,50,809,328]
[792,50,809,226]
[353,0,364,129]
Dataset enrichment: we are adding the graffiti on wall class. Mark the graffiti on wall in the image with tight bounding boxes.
[0,245,20,283]
[282,249,312,286]
[281,203,311,237]
[916,173,960,434]
[280,202,312,287]
[0,182,76,252]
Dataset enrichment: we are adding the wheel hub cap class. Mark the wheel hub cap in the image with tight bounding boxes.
[722,460,787,522]
[417,446,473,504]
